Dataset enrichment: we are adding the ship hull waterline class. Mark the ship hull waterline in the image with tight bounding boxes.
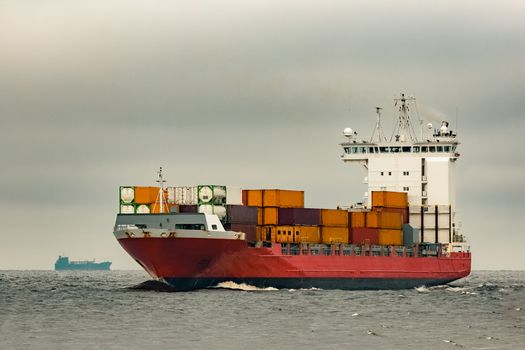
[118,237,471,291]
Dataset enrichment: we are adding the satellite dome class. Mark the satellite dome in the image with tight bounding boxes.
[343,127,353,137]
[427,123,433,129]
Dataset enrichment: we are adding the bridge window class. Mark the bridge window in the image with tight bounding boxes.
[422,146,428,152]
[369,147,374,153]
[212,224,217,230]
[388,171,392,176]
[403,186,409,191]
[380,171,384,176]
[444,146,450,152]
[351,147,358,154]
[402,147,411,152]
[437,146,443,152]
[413,146,420,153]
[379,147,388,153]
[429,146,436,152]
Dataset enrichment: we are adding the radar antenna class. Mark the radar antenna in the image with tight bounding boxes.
[370,107,387,142]
[391,93,419,142]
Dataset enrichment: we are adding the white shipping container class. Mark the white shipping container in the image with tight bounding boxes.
[167,187,176,204]
[120,204,135,214]
[226,186,243,205]
[198,204,227,220]
[136,204,151,214]
[422,228,452,243]
[120,187,135,203]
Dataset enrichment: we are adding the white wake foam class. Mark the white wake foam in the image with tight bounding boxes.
[215,281,278,291]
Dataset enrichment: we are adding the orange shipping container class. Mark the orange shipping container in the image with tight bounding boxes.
[262,190,304,208]
[350,211,366,228]
[321,226,349,244]
[134,186,161,204]
[320,209,348,227]
[296,226,321,244]
[378,229,403,246]
[150,202,175,214]
[246,190,263,207]
[263,207,278,225]
[371,191,408,209]
[256,226,263,241]
[257,208,263,225]
[366,210,402,229]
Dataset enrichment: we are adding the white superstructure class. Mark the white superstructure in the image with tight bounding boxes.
[341,94,463,244]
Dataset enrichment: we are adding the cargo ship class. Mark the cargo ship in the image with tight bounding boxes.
[55,256,111,271]
[114,94,471,291]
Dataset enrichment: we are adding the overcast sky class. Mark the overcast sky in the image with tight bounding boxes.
[1,0,524,270]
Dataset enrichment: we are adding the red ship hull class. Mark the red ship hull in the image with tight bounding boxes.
[118,237,471,291]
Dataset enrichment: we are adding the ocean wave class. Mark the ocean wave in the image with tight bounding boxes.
[415,286,431,293]
[214,281,278,291]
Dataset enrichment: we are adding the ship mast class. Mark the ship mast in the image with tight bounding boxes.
[370,107,387,142]
[391,93,418,142]
[156,166,166,213]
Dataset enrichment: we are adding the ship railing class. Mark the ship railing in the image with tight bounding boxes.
[277,243,453,258]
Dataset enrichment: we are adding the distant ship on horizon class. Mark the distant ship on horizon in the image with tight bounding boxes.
[54,256,111,271]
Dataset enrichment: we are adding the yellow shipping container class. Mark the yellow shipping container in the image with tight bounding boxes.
[321,226,349,244]
[350,211,366,228]
[296,226,321,244]
[378,229,403,246]
[263,207,278,225]
[261,226,276,242]
[134,186,161,204]
[320,209,348,227]
[262,189,304,208]
[371,191,408,209]
[246,190,263,207]
[276,226,295,243]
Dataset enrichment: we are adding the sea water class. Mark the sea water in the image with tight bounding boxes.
[0,271,523,349]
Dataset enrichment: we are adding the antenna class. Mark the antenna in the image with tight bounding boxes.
[391,93,418,142]
[455,107,459,135]
[370,107,387,142]
[155,166,167,213]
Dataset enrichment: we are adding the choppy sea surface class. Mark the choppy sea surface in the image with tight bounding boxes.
[1,271,523,350]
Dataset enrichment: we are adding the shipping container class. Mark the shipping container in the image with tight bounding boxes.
[225,205,258,224]
[225,223,257,243]
[321,226,349,244]
[257,207,263,225]
[119,187,135,204]
[179,205,198,213]
[119,204,135,214]
[402,224,420,246]
[262,189,304,208]
[198,204,227,220]
[378,229,403,246]
[150,202,173,214]
[225,186,243,205]
[349,227,379,245]
[134,186,161,204]
[261,226,276,242]
[371,191,408,209]
[380,207,409,224]
[245,190,263,207]
[135,204,151,214]
[295,226,321,244]
[320,209,349,227]
[276,226,296,243]
[278,208,320,226]
[256,226,264,241]
[350,211,366,228]
[263,207,278,225]
[366,210,403,229]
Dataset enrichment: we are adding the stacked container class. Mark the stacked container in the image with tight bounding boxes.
[243,189,305,243]
[119,186,171,214]
[223,205,258,243]
[320,209,349,244]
